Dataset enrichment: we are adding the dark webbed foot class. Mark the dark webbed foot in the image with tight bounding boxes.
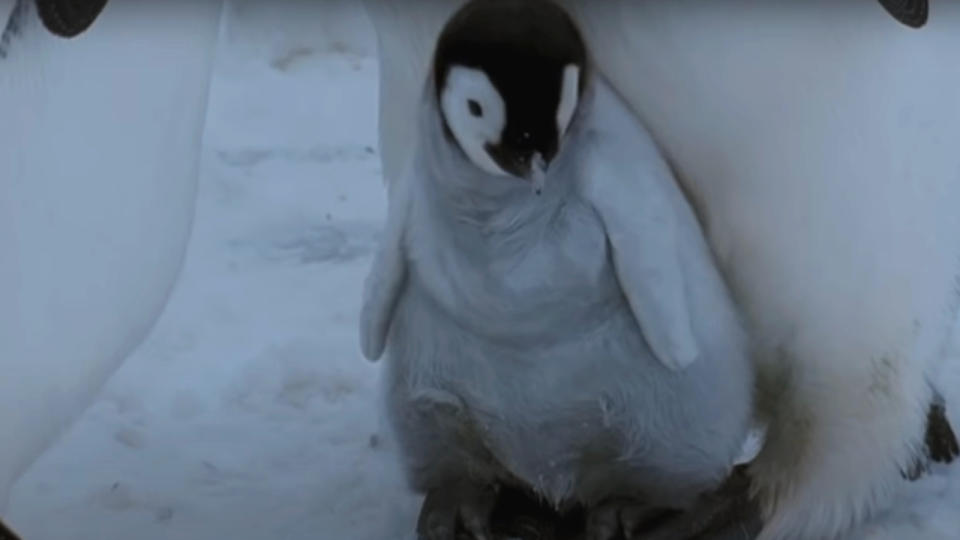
[482,470,761,539]
[488,485,584,540]
[636,465,762,540]
[417,480,499,540]
[422,467,763,540]
[585,499,678,540]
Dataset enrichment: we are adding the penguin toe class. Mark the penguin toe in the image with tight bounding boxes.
[638,465,762,540]
[416,480,499,540]
[585,499,676,540]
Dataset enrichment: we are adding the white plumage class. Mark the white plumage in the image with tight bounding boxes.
[0,0,222,513]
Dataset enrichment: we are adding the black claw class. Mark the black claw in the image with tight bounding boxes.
[903,395,960,481]
[35,0,108,38]
[0,519,22,540]
[925,401,960,465]
[877,0,928,28]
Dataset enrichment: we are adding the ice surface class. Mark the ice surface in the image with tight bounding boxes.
[5,2,959,539]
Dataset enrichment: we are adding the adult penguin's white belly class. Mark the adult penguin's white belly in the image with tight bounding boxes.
[0,0,222,512]
[365,2,960,539]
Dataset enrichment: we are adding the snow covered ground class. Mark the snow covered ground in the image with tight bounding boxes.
[5,2,960,539]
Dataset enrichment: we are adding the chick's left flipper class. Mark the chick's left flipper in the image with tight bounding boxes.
[360,169,414,362]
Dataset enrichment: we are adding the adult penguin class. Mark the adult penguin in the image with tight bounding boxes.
[0,0,222,536]
[362,0,960,538]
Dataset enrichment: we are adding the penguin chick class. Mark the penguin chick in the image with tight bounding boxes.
[359,1,755,539]
[364,0,960,538]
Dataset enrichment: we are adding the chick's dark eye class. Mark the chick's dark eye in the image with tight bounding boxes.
[468,99,483,117]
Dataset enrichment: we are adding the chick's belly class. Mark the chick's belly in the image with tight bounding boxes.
[387,289,664,500]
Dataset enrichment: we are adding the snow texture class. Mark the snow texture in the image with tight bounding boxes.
[5,2,959,539]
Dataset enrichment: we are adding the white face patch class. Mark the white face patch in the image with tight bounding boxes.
[556,64,580,137]
[440,66,510,177]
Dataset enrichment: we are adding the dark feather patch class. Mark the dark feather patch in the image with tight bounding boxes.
[0,520,21,540]
[432,0,585,173]
[35,0,108,38]
[877,0,929,28]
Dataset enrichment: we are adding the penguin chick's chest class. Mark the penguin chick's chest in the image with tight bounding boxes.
[387,192,665,497]
[405,193,629,346]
